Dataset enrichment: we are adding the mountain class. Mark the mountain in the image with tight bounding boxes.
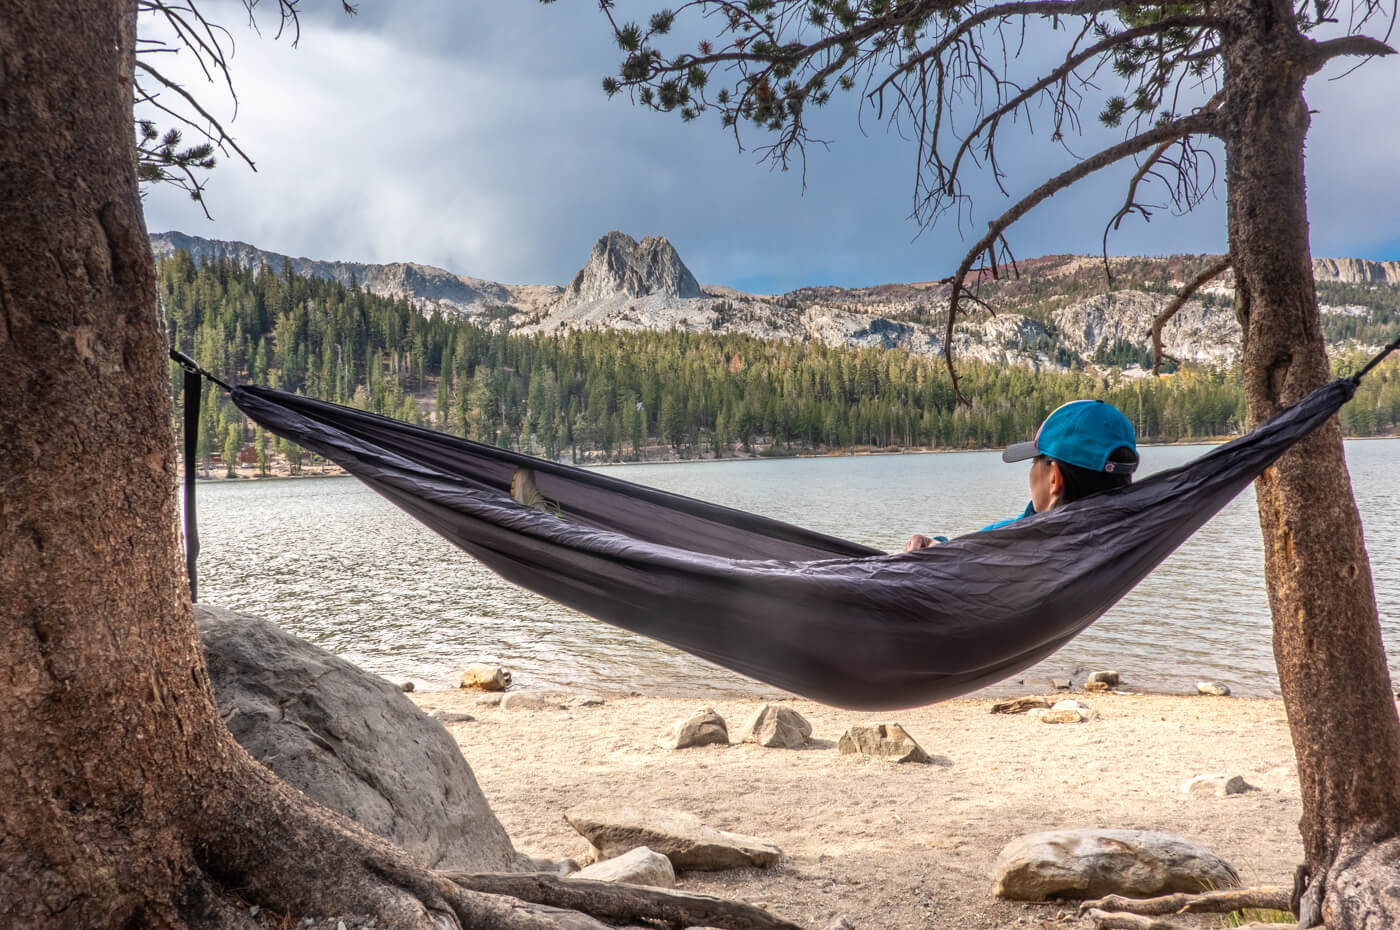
[151,231,1400,372]
[149,231,561,318]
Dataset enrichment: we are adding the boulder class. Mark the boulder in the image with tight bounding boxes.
[570,846,676,887]
[400,680,415,692]
[993,828,1239,901]
[1180,774,1254,797]
[1197,681,1232,696]
[734,704,812,748]
[565,803,781,871]
[990,697,1051,715]
[500,690,569,711]
[658,708,729,749]
[459,664,511,691]
[838,723,930,763]
[1087,670,1120,687]
[195,604,518,871]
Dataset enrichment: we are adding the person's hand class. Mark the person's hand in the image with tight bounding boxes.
[903,534,939,552]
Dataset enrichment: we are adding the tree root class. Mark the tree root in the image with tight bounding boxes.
[446,871,807,930]
[181,749,812,930]
[186,753,615,930]
[1078,886,1290,916]
[1084,913,1285,930]
[1319,832,1400,929]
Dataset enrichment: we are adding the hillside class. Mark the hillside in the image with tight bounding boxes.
[151,230,1400,375]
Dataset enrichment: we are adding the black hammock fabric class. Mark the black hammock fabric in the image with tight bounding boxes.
[229,377,1356,711]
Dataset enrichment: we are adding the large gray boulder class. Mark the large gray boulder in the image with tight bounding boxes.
[565,803,780,871]
[993,828,1239,901]
[196,604,518,871]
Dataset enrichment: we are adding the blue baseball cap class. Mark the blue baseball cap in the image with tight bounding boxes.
[1002,400,1139,473]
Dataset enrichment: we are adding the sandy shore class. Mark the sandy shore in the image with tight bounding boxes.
[410,688,1304,929]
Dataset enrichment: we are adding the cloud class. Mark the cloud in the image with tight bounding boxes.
[139,4,1396,294]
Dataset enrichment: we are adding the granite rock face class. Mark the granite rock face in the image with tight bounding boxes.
[564,231,703,302]
[993,828,1239,901]
[196,604,519,871]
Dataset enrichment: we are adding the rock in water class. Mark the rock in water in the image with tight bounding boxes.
[563,231,703,302]
[992,828,1239,900]
[734,704,812,748]
[459,664,511,691]
[196,604,518,871]
[565,803,780,871]
[838,723,931,763]
[570,846,676,887]
[658,708,729,749]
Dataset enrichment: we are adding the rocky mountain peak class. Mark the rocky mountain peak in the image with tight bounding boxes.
[563,231,703,302]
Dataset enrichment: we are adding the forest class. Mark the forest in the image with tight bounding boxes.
[160,251,1400,473]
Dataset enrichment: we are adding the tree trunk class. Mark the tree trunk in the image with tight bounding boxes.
[1222,0,1400,923]
[0,6,608,929]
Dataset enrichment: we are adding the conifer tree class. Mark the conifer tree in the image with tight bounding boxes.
[578,0,1400,922]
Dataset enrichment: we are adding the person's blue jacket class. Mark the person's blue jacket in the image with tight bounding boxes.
[979,501,1036,532]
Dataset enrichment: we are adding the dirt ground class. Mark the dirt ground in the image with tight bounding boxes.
[410,688,1305,930]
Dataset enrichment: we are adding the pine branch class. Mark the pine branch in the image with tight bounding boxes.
[942,110,1219,401]
[1150,255,1232,374]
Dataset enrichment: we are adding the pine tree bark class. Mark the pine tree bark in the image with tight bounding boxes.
[1221,0,1400,923]
[0,5,611,929]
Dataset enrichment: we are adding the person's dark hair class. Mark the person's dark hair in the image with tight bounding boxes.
[1037,446,1137,505]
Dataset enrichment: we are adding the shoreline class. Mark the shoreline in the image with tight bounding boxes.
[186,431,1400,480]
[411,687,1306,930]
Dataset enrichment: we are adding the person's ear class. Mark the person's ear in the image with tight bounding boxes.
[1048,460,1065,501]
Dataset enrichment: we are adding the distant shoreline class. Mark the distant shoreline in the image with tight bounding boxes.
[182,430,1400,481]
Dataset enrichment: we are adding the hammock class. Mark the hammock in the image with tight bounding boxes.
[197,357,1387,712]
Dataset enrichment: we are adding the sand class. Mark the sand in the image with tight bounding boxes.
[410,688,1305,929]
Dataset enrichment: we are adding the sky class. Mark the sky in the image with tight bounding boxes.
[137,1,1400,295]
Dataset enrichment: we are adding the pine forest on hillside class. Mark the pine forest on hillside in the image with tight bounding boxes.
[161,252,1400,474]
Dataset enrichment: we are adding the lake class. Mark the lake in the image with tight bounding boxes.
[190,438,1400,700]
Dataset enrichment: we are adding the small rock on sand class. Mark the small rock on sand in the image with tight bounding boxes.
[990,697,1051,715]
[565,803,780,870]
[1180,774,1254,797]
[734,704,812,748]
[838,723,931,763]
[569,845,676,887]
[658,708,729,749]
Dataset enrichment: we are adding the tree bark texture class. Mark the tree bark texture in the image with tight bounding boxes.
[1221,0,1400,921]
[0,6,611,929]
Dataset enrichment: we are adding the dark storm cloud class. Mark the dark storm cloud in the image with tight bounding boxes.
[138,2,1396,294]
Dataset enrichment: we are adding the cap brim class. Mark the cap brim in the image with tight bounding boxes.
[1002,441,1038,463]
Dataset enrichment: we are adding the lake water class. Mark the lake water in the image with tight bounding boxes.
[191,439,1400,701]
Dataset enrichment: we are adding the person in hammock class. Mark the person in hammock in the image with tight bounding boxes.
[903,399,1140,551]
